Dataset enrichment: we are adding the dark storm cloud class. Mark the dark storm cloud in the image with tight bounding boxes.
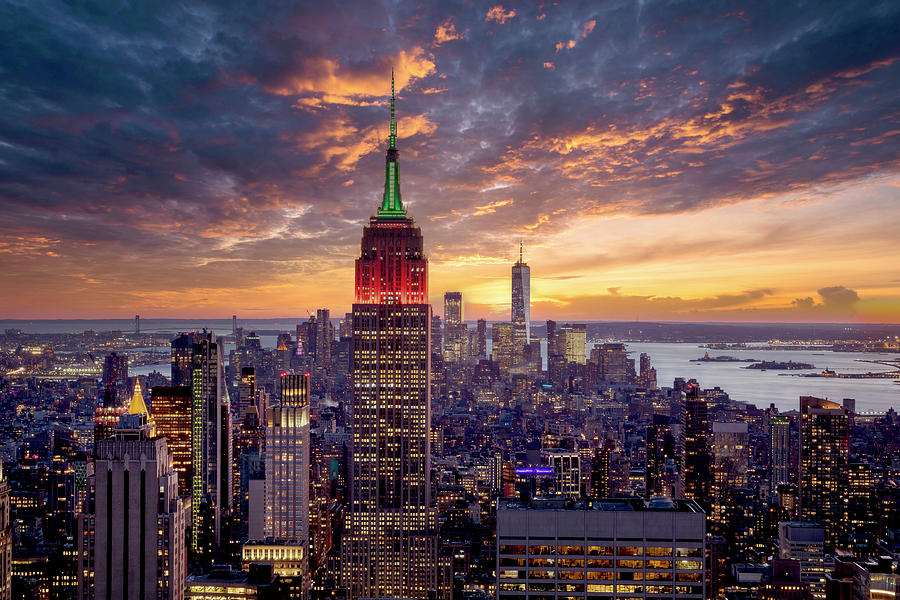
[0,0,898,310]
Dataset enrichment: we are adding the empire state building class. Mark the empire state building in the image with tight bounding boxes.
[341,75,443,599]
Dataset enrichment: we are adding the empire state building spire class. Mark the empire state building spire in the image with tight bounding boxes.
[378,70,406,219]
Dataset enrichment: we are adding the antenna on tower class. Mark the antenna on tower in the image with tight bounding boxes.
[518,239,524,264]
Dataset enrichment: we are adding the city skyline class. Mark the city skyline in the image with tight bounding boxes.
[1,2,899,322]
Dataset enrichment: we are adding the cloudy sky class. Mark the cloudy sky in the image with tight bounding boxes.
[1,0,898,321]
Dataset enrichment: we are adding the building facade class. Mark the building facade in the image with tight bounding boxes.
[264,373,311,544]
[799,396,849,552]
[341,76,442,599]
[511,242,531,344]
[77,403,187,600]
[496,497,706,600]
[151,385,193,498]
[191,332,232,554]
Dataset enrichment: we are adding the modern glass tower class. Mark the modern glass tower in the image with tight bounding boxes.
[511,241,531,343]
[341,74,442,599]
[190,332,232,556]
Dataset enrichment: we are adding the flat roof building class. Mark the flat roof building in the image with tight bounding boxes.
[496,497,706,600]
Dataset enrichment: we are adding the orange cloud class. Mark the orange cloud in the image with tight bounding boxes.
[555,39,577,53]
[486,5,516,24]
[582,20,596,38]
[434,17,464,45]
[297,113,437,173]
[266,46,435,107]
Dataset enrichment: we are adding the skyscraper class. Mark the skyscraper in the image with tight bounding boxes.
[315,308,333,368]
[171,332,196,387]
[710,422,749,530]
[264,373,311,542]
[799,396,849,552]
[151,385,193,498]
[475,318,487,359]
[191,332,232,555]
[77,391,187,600]
[770,415,791,494]
[238,367,256,424]
[683,386,711,507]
[442,292,465,364]
[342,75,441,599]
[511,241,530,343]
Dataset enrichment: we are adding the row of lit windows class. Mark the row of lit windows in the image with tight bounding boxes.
[501,558,686,569]
[499,545,701,557]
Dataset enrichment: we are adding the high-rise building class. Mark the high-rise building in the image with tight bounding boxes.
[510,241,531,343]
[265,373,311,542]
[561,324,587,365]
[443,292,465,364]
[315,309,333,367]
[0,465,10,600]
[491,322,517,374]
[170,332,196,387]
[683,386,711,507]
[590,442,612,498]
[191,332,232,555]
[496,497,706,600]
[638,353,657,389]
[430,314,443,357]
[151,385,193,498]
[475,319,487,359]
[101,351,129,401]
[77,394,187,600]
[341,76,442,599]
[589,342,632,383]
[646,414,678,498]
[779,521,826,600]
[770,415,791,494]
[710,422,749,529]
[238,367,256,424]
[799,396,849,552]
[542,448,581,498]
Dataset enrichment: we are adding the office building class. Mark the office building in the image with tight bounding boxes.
[170,332,196,387]
[341,75,442,599]
[151,385,192,498]
[799,397,849,552]
[511,241,531,343]
[496,497,706,600]
[645,415,678,499]
[758,559,811,600]
[770,415,791,494]
[443,292,466,364]
[264,373,311,543]
[239,367,256,424]
[492,322,518,375]
[315,309,333,367]
[77,393,187,600]
[191,332,232,554]
[561,324,587,365]
[779,521,826,600]
[101,351,129,402]
[475,319,487,359]
[185,566,279,599]
[683,386,711,507]
[710,422,749,528]
[542,448,582,498]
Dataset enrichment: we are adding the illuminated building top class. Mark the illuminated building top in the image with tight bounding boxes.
[355,72,427,304]
[377,70,406,220]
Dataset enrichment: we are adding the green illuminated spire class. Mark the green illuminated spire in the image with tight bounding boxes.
[378,69,406,219]
[389,70,397,149]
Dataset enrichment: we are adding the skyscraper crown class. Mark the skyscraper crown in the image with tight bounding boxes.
[377,70,407,219]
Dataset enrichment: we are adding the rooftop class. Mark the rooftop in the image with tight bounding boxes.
[498,496,704,514]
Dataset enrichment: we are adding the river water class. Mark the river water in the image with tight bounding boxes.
[624,342,899,413]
